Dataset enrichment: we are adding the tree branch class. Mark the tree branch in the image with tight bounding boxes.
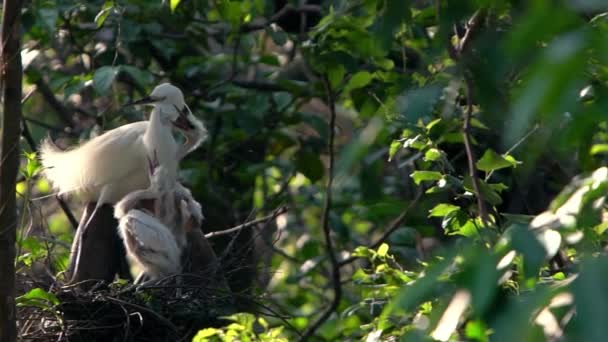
[339,190,423,267]
[298,76,341,342]
[204,206,288,239]
[33,77,76,128]
[463,77,488,226]
[448,9,489,226]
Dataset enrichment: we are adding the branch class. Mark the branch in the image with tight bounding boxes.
[339,190,423,267]
[204,206,288,239]
[231,79,291,92]
[448,9,489,226]
[462,78,488,226]
[298,76,341,342]
[241,4,321,32]
[33,77,76,128]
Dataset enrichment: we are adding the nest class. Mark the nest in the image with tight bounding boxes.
[18,275,238,342]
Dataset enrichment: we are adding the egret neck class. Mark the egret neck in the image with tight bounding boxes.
[144,106,179,180]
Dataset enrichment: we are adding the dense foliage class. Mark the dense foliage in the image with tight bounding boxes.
[10,0,608,340]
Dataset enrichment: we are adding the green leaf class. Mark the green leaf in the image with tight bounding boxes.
[590,144,608,155]
[93,66,119,95]
[193,328,220,340]
[377,243,389,257]
[429,203,460,218]
[328,64,346,89]
[119,65,153,89]
[388,140,402,161]
[295,150,324,183]
[344,71,373,93]
[411,171,442,185]
[465,320,489,342]
[476,149,518,172]
[94,2,113,28]
[424,148,442,162]
[16,288,60,308]
[170,0,181,13]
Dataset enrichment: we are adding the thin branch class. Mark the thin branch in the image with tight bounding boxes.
[204,206,288,239]
[241,4,321,32]
[339,190,423,267]
[231,79,291,92]
[33,77,76,128]
[448,9,489,226]
[298,76,340,342]
[462,78,488,226]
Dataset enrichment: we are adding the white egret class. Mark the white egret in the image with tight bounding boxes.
[114,161,203,283]
[40,83,207,205]
[40,83,207,282]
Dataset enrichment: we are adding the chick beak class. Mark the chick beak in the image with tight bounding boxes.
[172,105,195,130]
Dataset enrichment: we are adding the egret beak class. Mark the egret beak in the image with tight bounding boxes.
[123,96,161,107]
[172,104,195,131]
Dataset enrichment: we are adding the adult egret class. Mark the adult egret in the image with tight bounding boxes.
[40,83,207,282]
[114,161,203,283]
[40,83,206,204]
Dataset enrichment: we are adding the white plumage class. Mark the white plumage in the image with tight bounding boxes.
[114,164,204,283]
[117,209,182,280]
[39,83,208,205]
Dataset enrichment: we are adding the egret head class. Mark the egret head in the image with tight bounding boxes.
[126,83,196,131]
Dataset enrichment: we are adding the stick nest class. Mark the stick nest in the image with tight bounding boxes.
[18,275,238,342]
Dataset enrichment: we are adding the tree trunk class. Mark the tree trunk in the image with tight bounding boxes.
[0,1,22,341]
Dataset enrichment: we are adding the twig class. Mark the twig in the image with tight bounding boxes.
[33,77,75,128]
[448,9,489,226]
[298,76,341,342]
[204,206,288,239]
[231,79,291,92]
[462,77,488,226]
[241,4,321,32]
[104,297,178,333]
[339,190,423,267]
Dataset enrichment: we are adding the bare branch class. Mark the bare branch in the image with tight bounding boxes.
[33,77,76,128]
[462,77,488,226]
[204,206,288,239]
[298,76,341,342]
[448,9,489,226]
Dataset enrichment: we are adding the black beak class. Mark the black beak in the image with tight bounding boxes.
[172,104,195,130]
[123,96,157,107]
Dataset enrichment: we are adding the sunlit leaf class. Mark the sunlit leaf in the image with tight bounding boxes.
[411,171,443,185]
[429,203,460,218]
[476,149,517,172]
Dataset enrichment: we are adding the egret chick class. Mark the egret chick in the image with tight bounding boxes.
[115,161,203,283]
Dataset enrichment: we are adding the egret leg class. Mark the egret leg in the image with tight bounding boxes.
[134,271,147,285]
[67,203,122,286]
